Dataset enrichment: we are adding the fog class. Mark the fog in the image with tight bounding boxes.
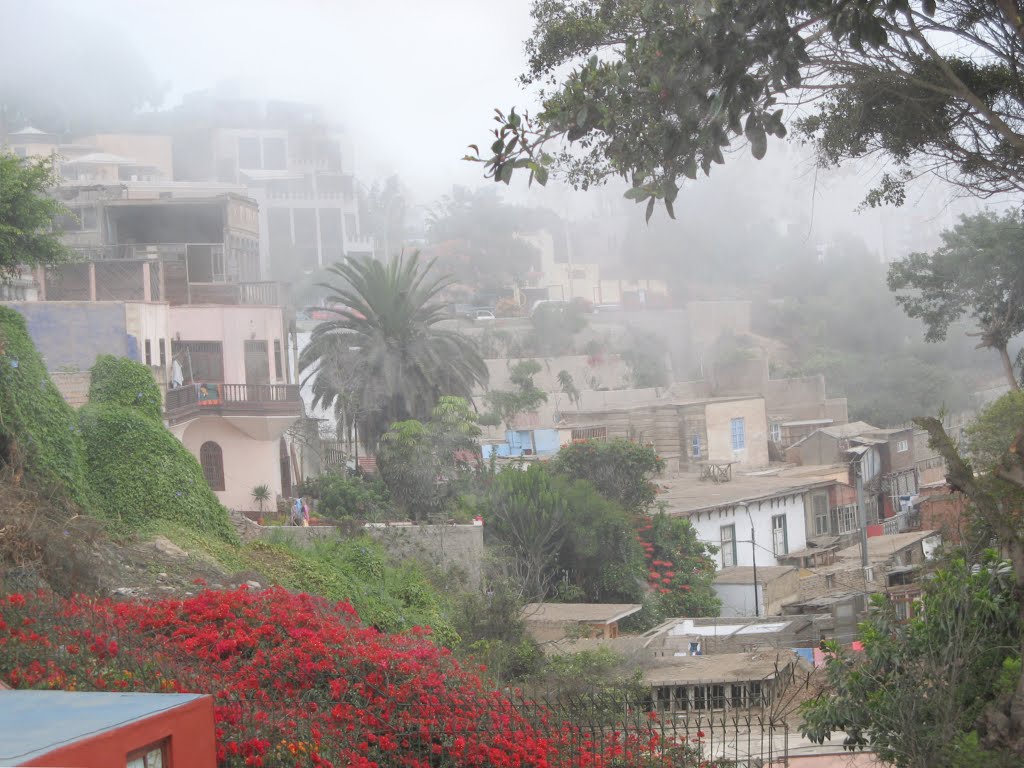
[2,0,1018,420]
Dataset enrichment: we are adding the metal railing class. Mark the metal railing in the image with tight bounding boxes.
[883,509,921,536]
[165,383,301,422]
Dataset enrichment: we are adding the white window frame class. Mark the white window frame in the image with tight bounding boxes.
[897,439,909,453]
[730,417,746,451]
[720,524,737,567]
[771,514,788,557]
[769,422,782,443]
[691,432,701,458]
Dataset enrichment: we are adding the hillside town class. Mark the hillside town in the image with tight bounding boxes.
[2,3,1024,768]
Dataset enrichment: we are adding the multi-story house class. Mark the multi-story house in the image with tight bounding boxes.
[159,93,374,277]
[2,130,303,511]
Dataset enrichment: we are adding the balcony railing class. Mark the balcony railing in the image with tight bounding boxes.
[883,509,921,536]
[165,382,301,424]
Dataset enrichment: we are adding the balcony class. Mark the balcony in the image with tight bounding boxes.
[165,382,302,427]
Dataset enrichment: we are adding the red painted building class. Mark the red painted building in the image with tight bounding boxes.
[0,690,216,767]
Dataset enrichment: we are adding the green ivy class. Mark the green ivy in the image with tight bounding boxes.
[88,355,163,421]
[0,307,92,507]
[77,402,235,542]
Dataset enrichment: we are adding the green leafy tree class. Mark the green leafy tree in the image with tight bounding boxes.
[527,302,588,356]
[299,252,488,449]
[966,390,1024,468]
[557,369,581,407]
[637,512,721,619]
[425,186,549,292]
[0,152,68,281]
[300,472,391,521]
[553,438,665,514]
[485,464,569,599]
[888,211,1024,390]
[801,555,1022,768]
[619,328,670,388]
[484,359,549,429]
[377,396,482,521]
[473,1,1024,215]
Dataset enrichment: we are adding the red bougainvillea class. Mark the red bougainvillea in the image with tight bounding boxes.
[0,588,720,768]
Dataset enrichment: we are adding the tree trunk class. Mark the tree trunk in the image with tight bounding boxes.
[999,344,1021,390]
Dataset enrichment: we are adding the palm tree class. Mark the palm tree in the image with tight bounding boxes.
[300,252,488,450]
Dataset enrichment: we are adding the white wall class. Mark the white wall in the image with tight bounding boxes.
[714,583,764,618]
[689,493,808,569]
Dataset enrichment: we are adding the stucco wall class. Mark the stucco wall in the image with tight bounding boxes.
[704,398,769,467]
[4,301,134,370]
[691,493,809,570]
[169,305,288,384]
[176,417,282,511]
[235,519,484,587]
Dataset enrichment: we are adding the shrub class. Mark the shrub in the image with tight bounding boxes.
[0,588,723,768]
[299,472,392,520]
[0,307,91,507]
[77,403,235,541]
[88,354,163,421]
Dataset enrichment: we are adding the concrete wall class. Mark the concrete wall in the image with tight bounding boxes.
[233,518,484,587]
[176,416,283,511]
[685,301,752,353]
[77,133,175,178]
[4,301,135,370]
[481,355,631,394]
[169,305,288,384]
[704,397,769,467]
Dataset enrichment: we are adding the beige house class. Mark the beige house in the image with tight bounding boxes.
[522,603,643,643]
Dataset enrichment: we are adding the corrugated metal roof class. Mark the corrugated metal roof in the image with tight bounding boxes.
[523,603,643,624]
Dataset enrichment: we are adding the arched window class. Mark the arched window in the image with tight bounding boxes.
[199,441,225,491]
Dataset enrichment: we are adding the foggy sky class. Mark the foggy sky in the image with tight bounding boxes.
[7,0,1014,253]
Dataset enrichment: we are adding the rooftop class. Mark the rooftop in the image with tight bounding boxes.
[522,603,644,624]
[714,566,797,585]
[813,530,942,575]
[819,421,880,439]
[642,651,801,685]
[0,691,206,763]
[659,465,847,514]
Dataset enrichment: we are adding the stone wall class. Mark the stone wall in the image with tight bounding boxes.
[51,371,92,409]
[228,512,484,587]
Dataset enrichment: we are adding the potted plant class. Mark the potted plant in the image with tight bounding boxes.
[251,484,271,525]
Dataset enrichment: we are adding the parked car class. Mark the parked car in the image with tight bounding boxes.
[472,309,496,321]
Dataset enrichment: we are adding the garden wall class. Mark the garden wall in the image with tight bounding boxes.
[230,513,484,587]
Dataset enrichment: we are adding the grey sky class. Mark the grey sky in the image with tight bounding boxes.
[7,0,1011,253]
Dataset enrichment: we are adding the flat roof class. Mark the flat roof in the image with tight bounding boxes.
[815,530,941,574]
[642,651,800,685]
[781,418,834,427]
[714,566,797,585]
[522,603,644,624]
[0,691,206,763]
[659,465,845,514]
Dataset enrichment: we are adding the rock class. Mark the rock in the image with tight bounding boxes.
[150,536,188,558]
[245,580,262,590]
[157,572,168,579]
[113,587,138,596]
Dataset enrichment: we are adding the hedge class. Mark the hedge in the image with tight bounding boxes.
[88,354,163,421]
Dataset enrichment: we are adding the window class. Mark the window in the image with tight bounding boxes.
[144,339,152,366]
[730,417,746,451]
[710,684,727,709]
[834,504,858,534]
[200,441,225,491]
[769,422,782,443]
[127,739,168,767]
[897,439,909,453]
[691,433,701,458]
[273,340,284,381]
[171,341,224,383]
[159,339,167,369]
[812,493,830,537]
[238,136,261,169]
[720,524,737,567]
[772,514,788,557]
[262,137,287,169]
[825,574,835,589]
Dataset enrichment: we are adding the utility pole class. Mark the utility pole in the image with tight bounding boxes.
[750,524,760,617]
[855,457,871,586]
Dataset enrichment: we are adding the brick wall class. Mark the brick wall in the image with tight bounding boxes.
[51,372,92,409]
[918,486,969,544]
